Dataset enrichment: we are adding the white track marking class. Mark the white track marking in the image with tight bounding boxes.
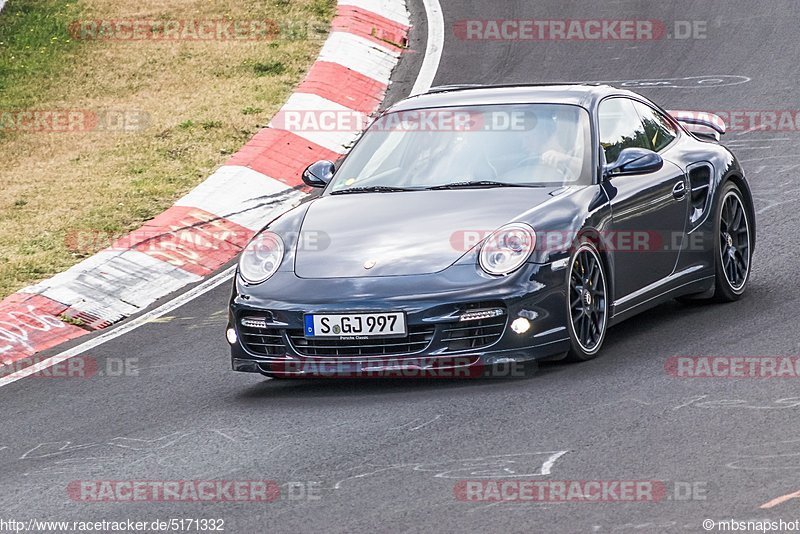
[540,450,569,475]
[319,32,401,82]
[174,165,296,231]
[409,414,442,431]
[0,266,235,388]
[409,0,444,95]
[270,93,364,153]
[339,0,410,26]
[22,250,202,324]
[0,0,440,388]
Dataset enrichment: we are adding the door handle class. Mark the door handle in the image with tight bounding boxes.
[672,180,687,199]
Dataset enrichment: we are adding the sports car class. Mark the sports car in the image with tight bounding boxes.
[226,84,755,378]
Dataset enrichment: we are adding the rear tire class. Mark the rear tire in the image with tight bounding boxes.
[565,241,609,362]
[713,182,752,302]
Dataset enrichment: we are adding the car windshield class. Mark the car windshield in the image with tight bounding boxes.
[328,104,593,193]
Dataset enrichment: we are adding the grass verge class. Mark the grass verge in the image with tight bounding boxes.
[0,0,334,298]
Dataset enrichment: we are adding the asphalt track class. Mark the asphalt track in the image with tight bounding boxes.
[3,1,800,533]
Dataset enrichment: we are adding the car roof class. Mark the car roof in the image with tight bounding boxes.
[386,84,638,113]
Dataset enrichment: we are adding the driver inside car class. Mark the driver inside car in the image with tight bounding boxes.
[511,108,584,182]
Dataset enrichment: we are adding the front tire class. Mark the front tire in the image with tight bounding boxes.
[565,241,609,362]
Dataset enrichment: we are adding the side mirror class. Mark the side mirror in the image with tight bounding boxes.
[302,160,335,188]
[603,147,663,179]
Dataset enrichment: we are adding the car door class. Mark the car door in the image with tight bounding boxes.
[598,97,689,302]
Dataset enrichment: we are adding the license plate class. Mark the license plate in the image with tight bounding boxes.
[304,312,407,338]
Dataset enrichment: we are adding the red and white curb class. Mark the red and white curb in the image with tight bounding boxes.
[0,0,410,366]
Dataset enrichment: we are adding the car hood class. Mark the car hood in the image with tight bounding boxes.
[294,188,558,278]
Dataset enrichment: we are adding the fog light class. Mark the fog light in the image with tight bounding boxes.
[510,318,531,334]
[226,328,238,344]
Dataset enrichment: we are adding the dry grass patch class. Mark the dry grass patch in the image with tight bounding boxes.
[0,0,333,298]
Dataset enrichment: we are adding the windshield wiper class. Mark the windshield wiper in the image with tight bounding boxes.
[425,180,528,190]
[330,186,417,195]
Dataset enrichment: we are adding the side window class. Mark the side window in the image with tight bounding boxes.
[598,98,649,164]
[633,101,678,152]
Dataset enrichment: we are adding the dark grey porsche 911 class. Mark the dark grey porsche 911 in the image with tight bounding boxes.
[226,84,755,378]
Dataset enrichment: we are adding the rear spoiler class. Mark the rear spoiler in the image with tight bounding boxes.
[668,110,727,142]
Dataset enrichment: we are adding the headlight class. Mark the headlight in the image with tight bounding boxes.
[479,223,536,275]
[239,232,284,284]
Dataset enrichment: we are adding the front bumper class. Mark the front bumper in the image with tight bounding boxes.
[227,262,570,377]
